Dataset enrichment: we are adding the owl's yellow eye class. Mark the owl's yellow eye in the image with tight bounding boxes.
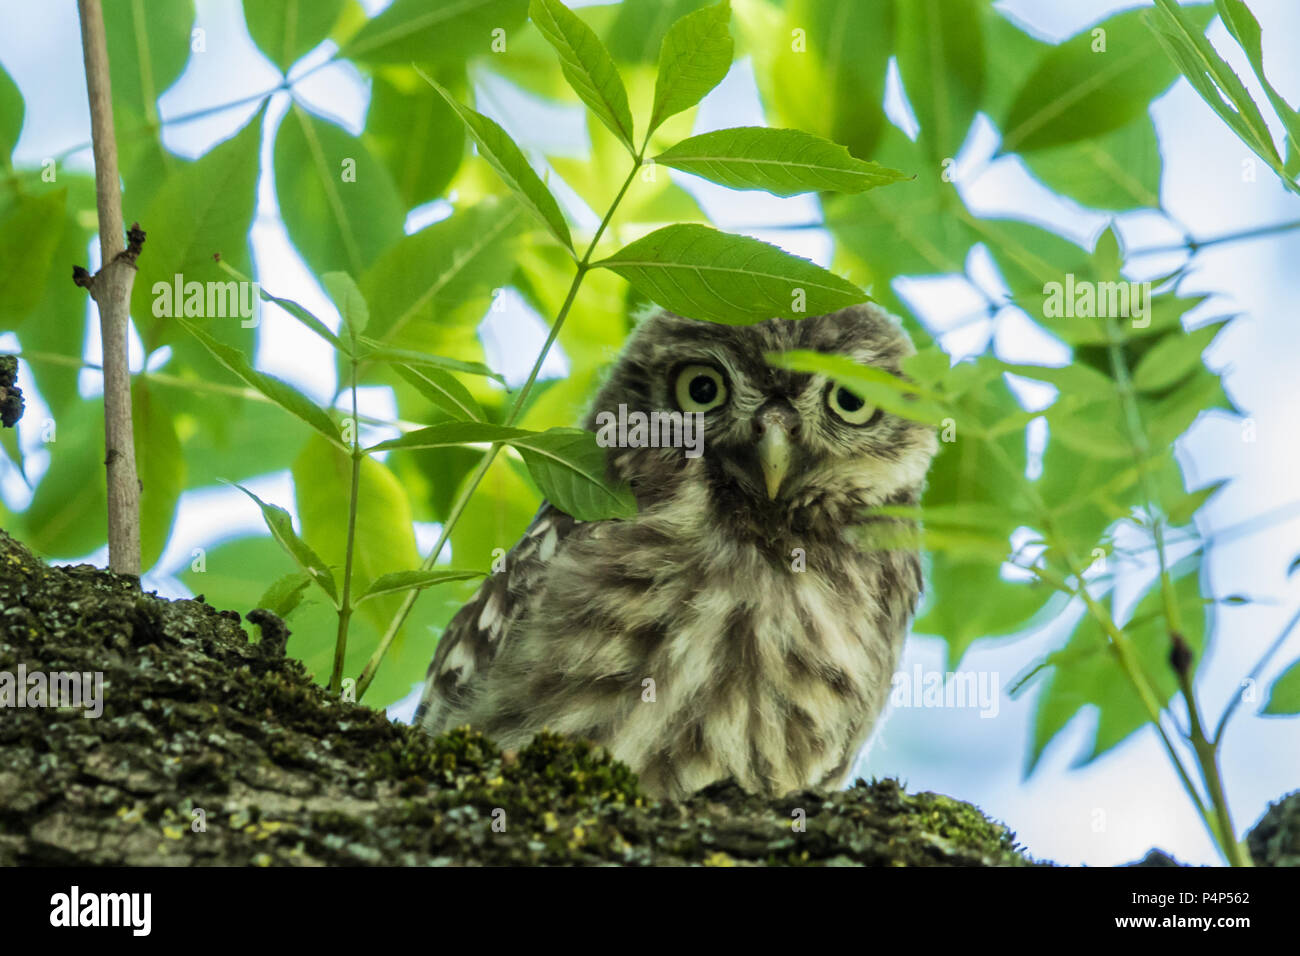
[826,383,875,425]
[674,364,728,413]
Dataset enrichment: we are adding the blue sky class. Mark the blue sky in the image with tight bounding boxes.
[1,0,1297,865]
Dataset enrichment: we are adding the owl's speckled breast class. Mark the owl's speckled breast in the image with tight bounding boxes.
[571,475,916,798]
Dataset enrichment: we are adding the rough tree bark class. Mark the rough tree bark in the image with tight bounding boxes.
[0,529,1296,866]
[0,529,1040,866]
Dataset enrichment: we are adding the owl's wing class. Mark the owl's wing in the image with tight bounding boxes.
[413,501,584,732]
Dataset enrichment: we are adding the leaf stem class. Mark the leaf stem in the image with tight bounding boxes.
[1103,309,1245,865]
[330,356,362,694]
[1177,660,1251,866]
[1103,313,1181,640]
[356,152,646,700]
[1212,603,1300,744]
[980,432,1215,843]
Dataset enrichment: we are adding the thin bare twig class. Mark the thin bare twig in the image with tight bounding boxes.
[75,0,142,575]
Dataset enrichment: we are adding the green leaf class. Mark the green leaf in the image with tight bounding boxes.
[510,426,638,521]
[255,284,346,353]
[1262,658,1300,716]
[654,127,910,196]
[448,452,539,581]
[766,350,949,426]
[1215,0,1300,162]
[396,443,483,525]
[513,241,638,370]
[1132,320,1226,392]
[132,380,184,572]
[363,71,466,208]
[1001,6,1214,154]
[1029,559,1207,772]
[181,536,298,621]
[595,223,868,324]
[1145,0,1279,165]
[1044,392,1132,461]
[0,418,26,489]
[972,217,1093,328]
[0,189,67,326]
[420,73,573,252]
[292,435,421,634]
[360,198,523,346]
[530,0,636,151]
[647,0,733,134]
[358,338,502,381]
[227,481,339,605]
[0,61,23,169]
[368,421,531,453]
[131,109,263,351]
[345,0,528,64]
[369,422,635,520]
[902,347,954,391]
[275,104,405,276]
[895,0,984,160]
[22,400,108,559]
[103,0,194,128]
[1022,111,1162,210]
[177,316,344,449]
[1166,479,1227,526]
[102,0,194,187]
[356,568,486,604]
[393,365,485,423]
[916,553,1056,667]
[825,126,975,313]
[914,365,1053,663]
[745,0,893,162]
[244,0,345,72]
[173,391,308,489]
[1145,361,1234,449]
[6,187,94,419]
[321,271,369,349]
[549,105,709,239]
[257,572,313,620]
[981,6,1054,126]
[607,0,710,64]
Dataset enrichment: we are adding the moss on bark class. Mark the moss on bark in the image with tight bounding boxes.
[1,528,1289,866]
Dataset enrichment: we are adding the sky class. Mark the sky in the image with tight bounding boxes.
[1,0,1297,865]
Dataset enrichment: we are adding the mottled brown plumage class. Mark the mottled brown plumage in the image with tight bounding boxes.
[416,304,937,800]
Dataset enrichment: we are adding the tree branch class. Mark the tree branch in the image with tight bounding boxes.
[75,0,142,576]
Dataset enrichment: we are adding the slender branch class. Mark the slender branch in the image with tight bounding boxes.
[1103,306,1248,864]
[1172,637,1251,866]
[1128,218,1300,257]
[330,357,362,695]
[1104,314,1182,634]
[75,0,141,576]
[1212,604,1300,745]
[15,55,341,178]
[978,432,1215,838]
[736,216,1300,260]
[7,349,522,435]
[357,154,646,700]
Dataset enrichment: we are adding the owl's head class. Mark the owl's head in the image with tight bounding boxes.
[586,304,938,533]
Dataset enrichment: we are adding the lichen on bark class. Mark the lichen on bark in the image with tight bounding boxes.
[2,528,1286,867]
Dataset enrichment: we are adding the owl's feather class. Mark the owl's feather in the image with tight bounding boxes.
[417,304,937,800]
[413,502,585,730]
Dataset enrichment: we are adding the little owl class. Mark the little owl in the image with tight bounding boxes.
[415,303,937,800]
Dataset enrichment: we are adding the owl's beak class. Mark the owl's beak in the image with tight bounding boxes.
[756,417,795,500]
